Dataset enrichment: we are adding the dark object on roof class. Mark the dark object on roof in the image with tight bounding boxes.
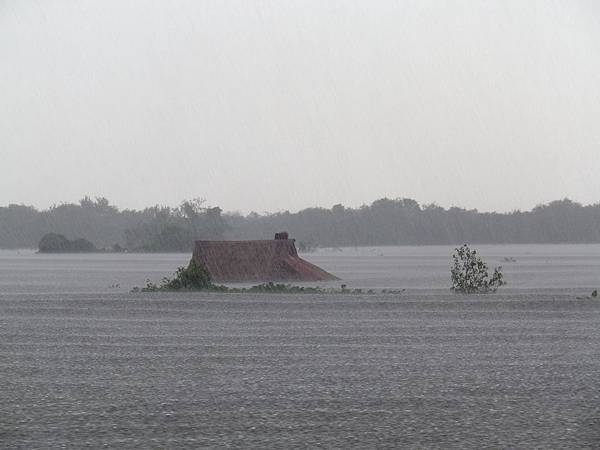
[191,234,337,283]
[274,231,289,240]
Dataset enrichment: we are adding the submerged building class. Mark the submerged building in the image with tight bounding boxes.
[191,233,337,283]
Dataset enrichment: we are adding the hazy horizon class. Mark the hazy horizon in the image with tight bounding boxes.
[1,194,598,217]
[2,1,600,214]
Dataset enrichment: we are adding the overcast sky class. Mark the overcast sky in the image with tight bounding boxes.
[1,1,599,214]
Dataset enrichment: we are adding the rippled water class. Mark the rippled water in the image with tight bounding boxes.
[2,244,600,293]
[1,245,599,448]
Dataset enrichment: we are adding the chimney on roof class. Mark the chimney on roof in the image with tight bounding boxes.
[274,232,289,240]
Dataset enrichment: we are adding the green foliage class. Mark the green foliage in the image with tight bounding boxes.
[132,272,405,296]
[71,238,97,252]
[163,260,213,290]
[227,197,600,247]
[3,197,600,249]
[124,199,229,252]
[139,225,192,252]
[134,260,214,292]
[38,233,96,253]
[38,233,70,252]
[450,244,505,293]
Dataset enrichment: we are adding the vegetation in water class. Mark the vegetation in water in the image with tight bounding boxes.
[450,244,506,293]
[132,260,219,292]
[578,290,598,300]
[131,263,404,295]
[38,233,97,253]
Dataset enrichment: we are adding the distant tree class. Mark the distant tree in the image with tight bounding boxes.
[3,196,600,250]
[38,233,97,253]
[450,244,505,293]
[180,198,206,237]
[203,206,228,239]
[141,225,191,252]
[69,238,97,252]
[38,233,70,252]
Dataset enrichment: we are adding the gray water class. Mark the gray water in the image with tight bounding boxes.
[1,245,600,449]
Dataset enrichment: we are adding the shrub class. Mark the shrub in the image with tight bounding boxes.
[450,244,505,293]
[70,238,97,252]
[136,260,214,291]
[38,233,97,253]
[162,259,213,290]
[38,233,70,252]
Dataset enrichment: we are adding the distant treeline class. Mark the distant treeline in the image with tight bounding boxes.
[0,196,599,250]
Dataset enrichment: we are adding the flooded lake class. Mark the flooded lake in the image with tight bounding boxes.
[1,245,599,448]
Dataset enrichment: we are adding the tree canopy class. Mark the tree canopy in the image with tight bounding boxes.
[2,197,600,250]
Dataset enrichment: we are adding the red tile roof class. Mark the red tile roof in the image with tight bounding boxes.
[192,238,337,283]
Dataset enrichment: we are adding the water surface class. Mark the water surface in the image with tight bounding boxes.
[1,245,599,448]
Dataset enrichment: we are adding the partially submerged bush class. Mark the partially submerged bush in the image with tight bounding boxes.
[162,260,212,290]
[245,282,326,294]
[132,269,404,295]
[451,244,505,293]
[38,233,97,253]
[134,260,215,292]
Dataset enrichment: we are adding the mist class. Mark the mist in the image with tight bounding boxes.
[4,3,600,448]
[2,1,600,213]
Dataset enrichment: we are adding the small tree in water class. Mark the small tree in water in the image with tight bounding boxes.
[162,260,213,290]
[451,244,505,293]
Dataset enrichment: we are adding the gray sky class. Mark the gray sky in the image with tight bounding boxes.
[2,1,599,214]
